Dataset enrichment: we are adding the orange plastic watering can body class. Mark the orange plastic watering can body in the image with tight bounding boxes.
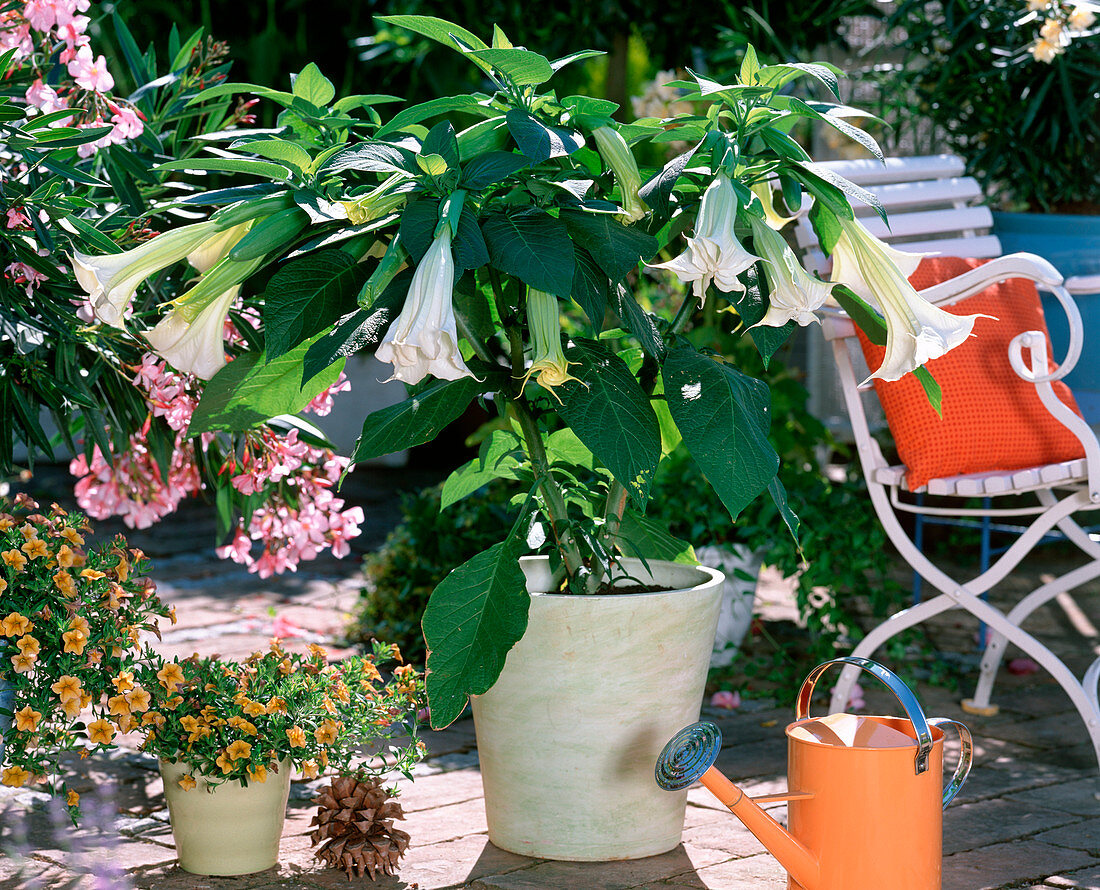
[784,715,946,890]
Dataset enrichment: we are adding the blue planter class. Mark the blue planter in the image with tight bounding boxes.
[993,211,1100,422]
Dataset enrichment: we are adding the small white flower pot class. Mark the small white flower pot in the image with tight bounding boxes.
[160,758,292,876]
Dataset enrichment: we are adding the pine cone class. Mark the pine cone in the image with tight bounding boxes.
[310,775,411,880]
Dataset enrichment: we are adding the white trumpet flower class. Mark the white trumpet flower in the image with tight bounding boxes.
[648,172,759,304]
[750,181,802,230]
[375,223,475,384]
[72,220,223,328]
[145,286,240,380]
[186,221,253,273]
[521,287,578,401]
[830,216,986,381]
[748,216,832,328]
[592,125,647,224]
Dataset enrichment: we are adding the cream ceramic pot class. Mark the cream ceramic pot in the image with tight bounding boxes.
[471,555,723,861]
[160,758,292,875]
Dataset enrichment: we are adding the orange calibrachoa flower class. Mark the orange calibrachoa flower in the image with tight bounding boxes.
[16,635,40,657]
[69,615,90,637]
[248,764,268,784]
[62,629,88,655]
[2,765,31,787]
[2,612,32,636]
[20,538,48,560]
[66,790,80,808]
[111,671,135,693]
[11,652,36,673]
[0,578,7,595]
[0,512,14,531]
[61,527,84,546]
[314,720,340,746]
[178,774,198,791]
[216,752,234,774]
[52,570,76,596]
[241,699,266,718]
[18,523,38,541]
[14,705,42,732]
[79,568,106,581]
[227,716,258,736]
[87,719,115,745]
[2,549,28,571]
[299,759,320,779]
[226,739,252,761]
[126,687,151,713]
[156,662,185,692]
[51,675,83,703]
[56,544,75,567]
[287,725,307,748]
[107,694,131,717]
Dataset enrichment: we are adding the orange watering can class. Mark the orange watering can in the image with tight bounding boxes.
[656,656,972,890]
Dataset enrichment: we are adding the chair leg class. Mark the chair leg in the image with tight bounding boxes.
[964,558,1100,715]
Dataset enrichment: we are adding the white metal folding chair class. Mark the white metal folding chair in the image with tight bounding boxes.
[792,154,1100,772]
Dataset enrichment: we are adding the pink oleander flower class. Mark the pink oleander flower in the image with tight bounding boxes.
[25,79,68,115]
[304,372,351,416]
[6,208,31,229]
[710,690,741,710]
[67,44,113,92]
[108,103,143,140]
[5,262,49,295]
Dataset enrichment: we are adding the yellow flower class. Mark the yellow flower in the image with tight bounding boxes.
[115,713,136,733]
[11,652,35,674]
[111,671,135,693]
[0,513,13,531]
[14,706,41,732]
[163,695,184,711]
[61,528,84,547]
[226,740,252,761]
[216,752,234,774]
[20,539,47,560]
[287,726,307,748]
[51,675,83,703]
[53,570,76,596]
[18,523,37,541]
[520,287,579,401]
[66,790,79,808]
[62,630,87,655]
[60,696,83,719]
[314,720,340,746]
[2,766,31,787]
[0,578,7,595]
[2,550,27,571]
[248,764,268,784]
[156,662,185,692]
[241,699,266,718]
[87,719,115,745]
[80,568,106,581]
[177,774,197,791]
[1069,4,1097,29]
[125,687,151,714]
[16,635,40,657]
[56,544,75,567]
[278,658,293,676]
[228,716,258,736]
[69,615,90,637]
[299,760,320,780]
[1,612,31,637]
[107,695,131,717]
[266,697,287,715]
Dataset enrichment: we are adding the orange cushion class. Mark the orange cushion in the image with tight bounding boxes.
[856,256,1086,491]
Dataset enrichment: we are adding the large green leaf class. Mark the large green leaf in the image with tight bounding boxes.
[559,210,657,282]
[376,15,489,53]
[571,248,609,333]
[422,536,529,729]
[469,47,554,85]
[350,376,489,462]
[505,109,584,162]
[639,143,699,218]
[481,209,574,296]
[291,62,335,107]
[264,250,369,359]
[376,95,493,138]
[610,285,663,358]
[440,429,523,509]
[155,156,293,180]
[612,509,696,565]
[460,151,530,189]
[556,339,661,509]
[189,340,345,434]
[663,344,779,520]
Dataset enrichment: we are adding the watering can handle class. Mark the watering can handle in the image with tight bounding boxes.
[796,656,936,775]
[928,718,973,808]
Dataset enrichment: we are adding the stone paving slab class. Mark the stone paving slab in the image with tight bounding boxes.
[4,475,1100,888]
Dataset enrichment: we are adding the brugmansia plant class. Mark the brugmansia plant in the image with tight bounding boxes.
[73,15,979,728]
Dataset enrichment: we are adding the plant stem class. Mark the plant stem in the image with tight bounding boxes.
[601,284,698,536]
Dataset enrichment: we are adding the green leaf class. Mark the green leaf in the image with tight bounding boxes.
[417,153,450,177]
[757,62,841,98]
[264,250,370,359]
[808,198,843,255]
[376,15,490,53]
[422,536,528,729]
[913,366,943,417]
[441,430,523,509]
[322,142,418,174]
[398,197,441,261]
[460,151,529,189]
[292,62,335,107]
[571,248,608,333]
[543,427,594,468]
[350,376,489,462]
[663,344,779,520]
[639,143,698,218]
[612,509,696,565]
[551,49,605,72]
[610,285,663,358]
[556,339,661,509]
[559,210,657,282]
[189,340,345,434]
[469,47,554,85]
[376,95,492,138]
[302,271,411,383]
[422,120,460,169]
[831,283,886,345]
[481,209,574,295]
[794,163,883,225]
[237,138,313,172]
[156,156,293,180]
[505,109,584,162]
[767,476,800,546]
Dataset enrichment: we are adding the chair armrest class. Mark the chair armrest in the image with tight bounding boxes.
[1065,274,1100,295]
[1009,331,1100,502]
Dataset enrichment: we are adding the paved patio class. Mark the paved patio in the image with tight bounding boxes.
[2,470,1100,889]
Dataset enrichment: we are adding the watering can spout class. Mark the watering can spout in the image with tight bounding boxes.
[655,723,821,890]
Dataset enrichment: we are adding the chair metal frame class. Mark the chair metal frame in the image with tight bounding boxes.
[793,155,1100,772]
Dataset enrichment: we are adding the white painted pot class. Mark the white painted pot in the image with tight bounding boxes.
[696,545,765,667]
[471,556,723,861]
[160,758,292,876]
